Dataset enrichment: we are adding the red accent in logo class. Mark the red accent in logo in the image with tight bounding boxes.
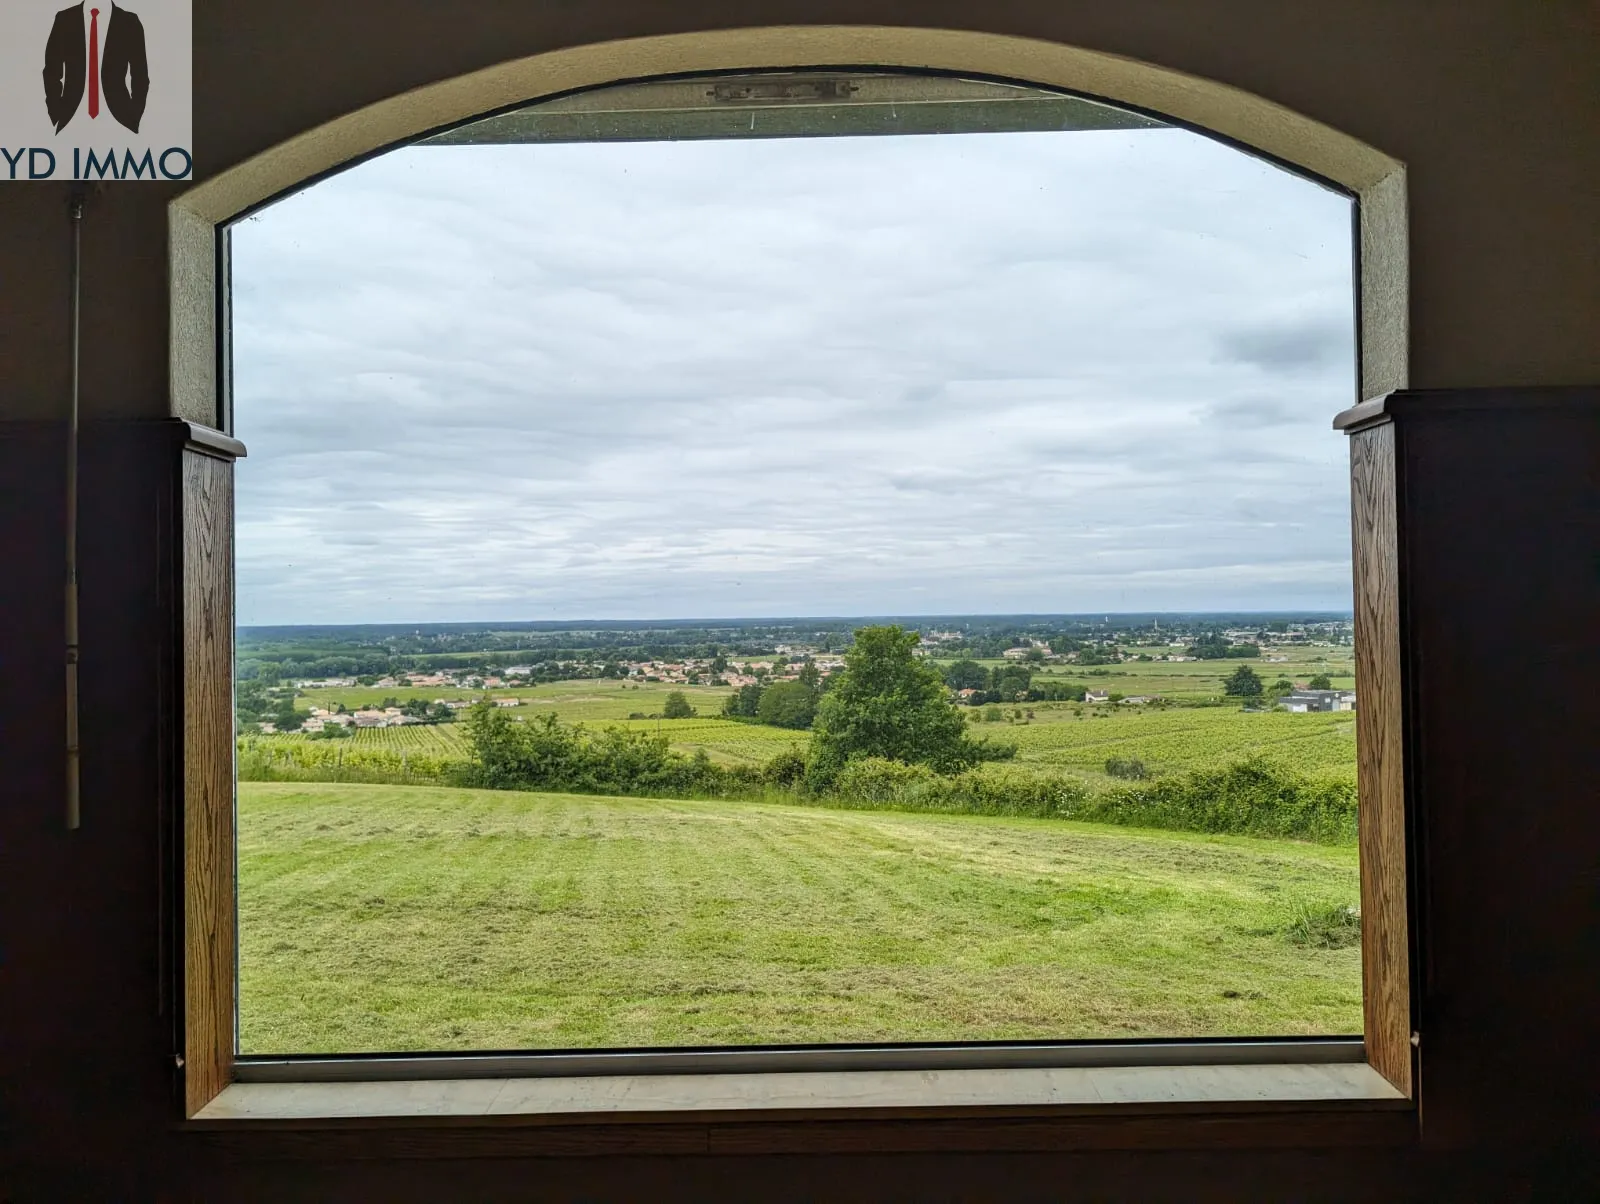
[87,8,100,119]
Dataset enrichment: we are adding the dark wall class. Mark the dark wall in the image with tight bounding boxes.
[1395,393,1600,1153]
[2,1,1598,1198]
[3,1,1599,423]
[3,410,1595,1202]
[0,424,180,1196]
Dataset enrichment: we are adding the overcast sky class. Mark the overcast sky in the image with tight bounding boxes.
[232,123,1356,626]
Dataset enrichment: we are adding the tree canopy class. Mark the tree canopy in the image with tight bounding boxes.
[807,626,1011,782]
[1223,665,1264,698]
[662,691,696,719]
[757,679,819,729]
[989,663,1034,699]
[941,658,989,691]
[1187,634,1261,660]
[1307,673,1333,691]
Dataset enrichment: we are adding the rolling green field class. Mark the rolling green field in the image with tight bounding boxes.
[965,647,1355,704]
[1000,707,1355,782]
[238,781,1361,1054]
[245,700,1355,787]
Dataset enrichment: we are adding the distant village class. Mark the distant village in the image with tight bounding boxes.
[267,620,1355,733]
[275,653,851,732]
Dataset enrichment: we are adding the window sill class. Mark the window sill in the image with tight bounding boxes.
[184,1062,1412,1156]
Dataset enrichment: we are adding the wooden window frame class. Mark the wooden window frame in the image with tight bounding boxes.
[172,403,1415,1149]
[167,33,1417,1151]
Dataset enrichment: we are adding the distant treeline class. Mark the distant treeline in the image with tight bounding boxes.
[237,613,1350,682]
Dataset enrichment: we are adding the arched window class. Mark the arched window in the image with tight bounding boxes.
[184,65,1407,1116]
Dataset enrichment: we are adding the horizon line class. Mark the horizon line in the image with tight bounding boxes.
[239,609,1356,631]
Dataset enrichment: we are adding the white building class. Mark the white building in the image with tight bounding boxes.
[1278,690,1357,713]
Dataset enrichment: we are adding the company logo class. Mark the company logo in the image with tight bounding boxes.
[44,3,149,134]
[1,0,190,181]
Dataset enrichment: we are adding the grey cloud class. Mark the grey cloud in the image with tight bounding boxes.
[231,126,1356,625]
[1217,315,1351,370]
[1204,396,1304,426]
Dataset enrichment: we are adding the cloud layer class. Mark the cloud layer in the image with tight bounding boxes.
[232,125,1356,625]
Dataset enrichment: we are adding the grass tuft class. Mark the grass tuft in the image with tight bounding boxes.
[1283,902,1362,949]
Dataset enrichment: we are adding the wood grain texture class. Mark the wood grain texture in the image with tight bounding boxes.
[1348,420,1413,1097]
[183,449,236,1117]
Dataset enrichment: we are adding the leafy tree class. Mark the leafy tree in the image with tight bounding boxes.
[941,658,989,691]
[797,661,822,690]
[1307,673,1334,690]
[989,663,1033,699]
[1023,648,1046,664]
[270,697,308,731]
[1269,678,1295,697]
[762,747,807,788]
[1223,665,1264,698]
[1030,681,1086,703]
[662,691,696,719]
[234,677,271,726]
[757,679,818,729]
[807,626,1011,783]
[1186,634,1231,660]
[722,683,764,719]
[1189,635,1259,660]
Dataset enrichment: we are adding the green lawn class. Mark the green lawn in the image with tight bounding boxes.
[239,781,1361,1054]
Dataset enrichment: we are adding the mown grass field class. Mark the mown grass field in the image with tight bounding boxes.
[239,782,1361,1054]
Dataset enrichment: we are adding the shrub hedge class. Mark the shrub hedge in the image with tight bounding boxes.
[239,706,1357,845]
